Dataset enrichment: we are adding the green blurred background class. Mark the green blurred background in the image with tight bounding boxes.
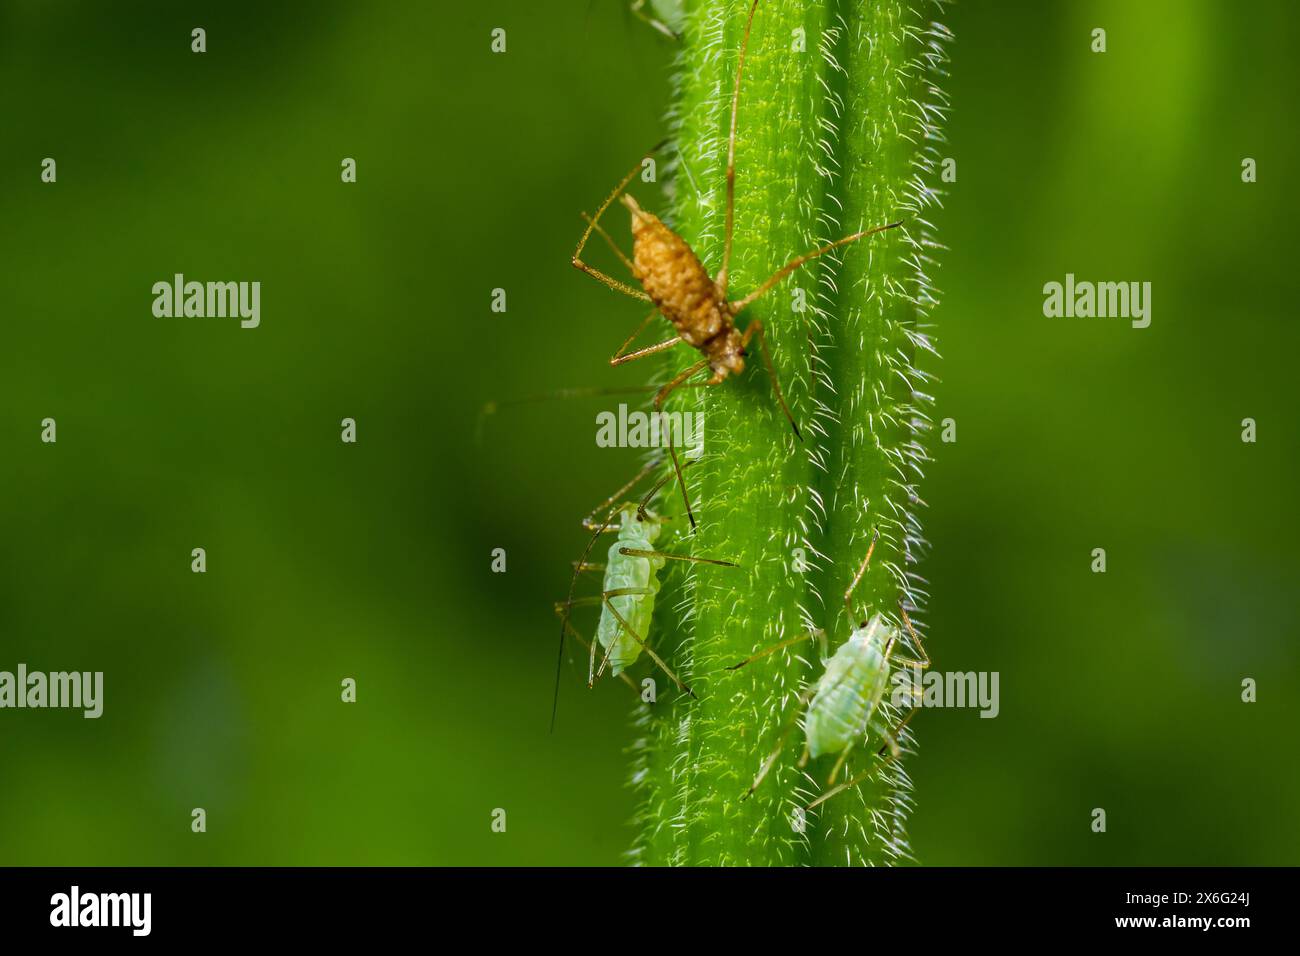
[1,0,1295,865]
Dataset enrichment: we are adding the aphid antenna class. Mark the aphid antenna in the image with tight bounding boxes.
[476,383,662,446]
[617,546,737,569]
[716,0,761,299]
[581,211,635,274]
[572,138,671,300]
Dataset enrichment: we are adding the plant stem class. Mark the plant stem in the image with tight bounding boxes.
[630,0,949,866]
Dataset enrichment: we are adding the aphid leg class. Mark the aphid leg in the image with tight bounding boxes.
[644,359,711,529]
[886,606,931,668]
[594,633,618,682]
[796,740,811,769]
[843,527,881,625]
[610,311,682,368]
[617,547,737,569]
[633,454,715,528]
[630,0,679,40]
[571,560,605,576]
[725,628,825,671]
[806,710,917,811]
[826,740,856,787]
[552,602,638,695]
[572,141,667,301]
[590,588,652,684]
[744,682,817,799]
[738,318,801,441]
[876,707,919,759]
[563,588,671,691]
[600,588,696,697]
[715,0,761,299]
[806,772,861,812]
[807,751,890,812]
[556,594,615,687]
[589,618,601,687]
[632,460,686,519]
[729,220,904,314]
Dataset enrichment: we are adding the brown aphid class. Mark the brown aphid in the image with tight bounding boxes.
[623,195,746,383]
[571,0,901,528]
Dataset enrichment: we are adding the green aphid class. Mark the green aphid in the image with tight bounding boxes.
[594,505,666,675]
[728,530,930,807]
[552,460,736,729]
[803,613,897,760]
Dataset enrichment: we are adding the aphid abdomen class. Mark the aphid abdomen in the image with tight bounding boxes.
[804,625,892,759]
[625,200,729,347]
[596,530,664,675]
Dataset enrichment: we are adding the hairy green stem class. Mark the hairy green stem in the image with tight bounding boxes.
[629,0,948,866]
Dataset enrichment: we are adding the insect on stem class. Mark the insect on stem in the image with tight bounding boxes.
[552,460,733,730]
[569,0,903,530]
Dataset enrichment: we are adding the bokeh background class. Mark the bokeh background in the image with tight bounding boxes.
[1,0,1295,865]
